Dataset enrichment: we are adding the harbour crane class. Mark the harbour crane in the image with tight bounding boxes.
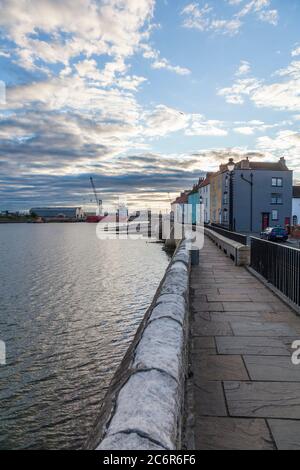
[90,177,103,216]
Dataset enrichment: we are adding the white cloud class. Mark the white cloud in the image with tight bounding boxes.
[151,58,191,75]
[235,60,251,76]
[0,50,10,58]
[186,115,228,136]
[258,9,278,25]
[210,18,242,35]
[0,0,155,74]
[219,57,300,112]
[233,120,279,135]
[143,105,190,137]
[181,0,279,36]
[257,130,300,172]
[234,126,256,135]
[181,3,212,31]
[292,46,300,57]
[227,0,243,5]
[237,0,271,18]
[142,45,191,75]
[218,78,261,104]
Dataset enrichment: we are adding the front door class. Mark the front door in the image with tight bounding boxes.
[262,213,269,231]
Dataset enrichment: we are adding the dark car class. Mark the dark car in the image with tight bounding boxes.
[260,227,289,242]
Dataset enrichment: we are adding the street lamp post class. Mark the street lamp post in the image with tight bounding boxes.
[241,173,254,233]
[227,158,235,231]
[199,194,203,224]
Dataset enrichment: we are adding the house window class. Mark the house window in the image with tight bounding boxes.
[223,192,228,204]
[223,210,228,223]
[272,210,279,221]
[272,177,283,187]
[271,193,283,204]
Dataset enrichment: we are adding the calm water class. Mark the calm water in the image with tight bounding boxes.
[0,224,169,449]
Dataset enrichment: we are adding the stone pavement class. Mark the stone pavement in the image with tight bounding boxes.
[188,235,300,450]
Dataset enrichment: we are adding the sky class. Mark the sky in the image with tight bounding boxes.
[0,0,299,211]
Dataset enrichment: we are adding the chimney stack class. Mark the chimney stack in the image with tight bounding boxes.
[241,157,250,170]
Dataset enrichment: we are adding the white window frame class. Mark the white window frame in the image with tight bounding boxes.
[272,177,283,187]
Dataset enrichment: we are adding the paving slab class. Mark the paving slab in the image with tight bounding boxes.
[193,355,249,382]
[192,337,216,350]
[195,417,275,450]
[244,355,300,382]
[193,382,227,417]
[192,302,224,312]
[230,320,297,337]
[216,336,292,356]
[192,318,233,337]
[222,302,275,312]
[268,420,300,450]
[211,312,263,323]
[224,381,300,419]
[206,293,251,302]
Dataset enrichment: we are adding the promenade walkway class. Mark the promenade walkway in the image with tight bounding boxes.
[188,235,300,450]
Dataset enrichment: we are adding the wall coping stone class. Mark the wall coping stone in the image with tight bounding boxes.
[86,239,191,450]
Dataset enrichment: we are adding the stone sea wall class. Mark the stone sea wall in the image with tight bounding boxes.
[86,240,191,450]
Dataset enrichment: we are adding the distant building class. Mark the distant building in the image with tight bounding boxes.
[171,191,190,223]
[199,173,212,224]
[293,186,300,226]
[217,157,293,233]
[188,178,204,225]
[210,170,224,225]
[30,207,85,221]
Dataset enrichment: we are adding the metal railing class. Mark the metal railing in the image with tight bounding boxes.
[250,237,300,308]
[206,223,248,246]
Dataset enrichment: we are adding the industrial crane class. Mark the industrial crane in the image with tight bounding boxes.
[90,177,103,216]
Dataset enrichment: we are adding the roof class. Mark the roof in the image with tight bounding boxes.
[234,158,290,171]
[172,191,190,205]
[293,186,300,198]
[173,194,189,204]
[199,173,213,188]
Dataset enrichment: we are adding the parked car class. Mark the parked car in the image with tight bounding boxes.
[260,227,289,242]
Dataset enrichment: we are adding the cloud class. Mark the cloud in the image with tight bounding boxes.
[292,46,300,57]
[190,147,270,170]
[181,0,279,36]
[143,105,190,136]
[258,9,278,25]
[151,58,191,75]
[186,115,228,136]
[257,130,300,173]
[218,77,261,104]
[235,60,251,76]
[0,0,155,73]
[218,57,300,111]
[142,45,191,75]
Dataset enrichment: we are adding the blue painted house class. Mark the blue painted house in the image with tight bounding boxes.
[188,179,204,225]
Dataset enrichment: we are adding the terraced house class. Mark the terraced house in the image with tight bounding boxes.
[216,157,293,233]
